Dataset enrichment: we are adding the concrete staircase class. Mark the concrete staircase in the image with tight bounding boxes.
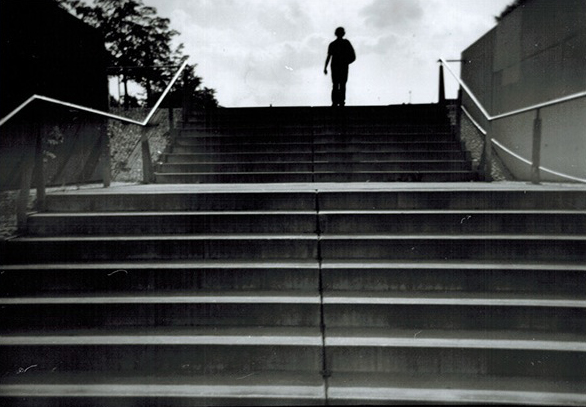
[1,104,585,405]
[156,104,478,183]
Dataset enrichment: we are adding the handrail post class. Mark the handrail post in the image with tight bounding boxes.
[168,106,175,137]
[34,121,46,211]
[438,63,446,106]
[531,108,542,184]
[16,121,37,232]
[182,69,190,124]
[100,118,111,188]
[141,125,155,184]
[482,121,493,182]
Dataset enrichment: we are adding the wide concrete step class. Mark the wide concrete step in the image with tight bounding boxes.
[163,152,313,163]
[0,371,326,406]
[155,171,478,184]
[1,337,322,380]
[321,260,586,296]
[189,110,448,123]
[320,234,586,261]
[317,151,470,161]
[38,186,586,213]
[155,172,314,183]
[176,133,456,144]
[0,326,322,345]
[0,292,321,329]
[318,189,586,210]
[319,171,477,182]
[319,210,586,234]
[187,116,450,129]
[323,292,586,331]
[26,211,317,236]
[156,161,472,173]
[1,235,318,263]
[325,328,586,351]
[158,162,313,173]
[171,143,313,154]
[325,346,585,378]
[182,125,452,137]
[326,373,586,405]
[188,103,445,119]
[162,151,470,163]
[0,260,319,296]
[171,142,463,154]
[43,191,317,212]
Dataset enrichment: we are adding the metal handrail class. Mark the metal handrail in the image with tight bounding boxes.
[2,61,190,231]
[440,58,586,122]
[0,60,189,128]
[439,58,586,184]
[490,138,586,183]
[491,90,586,121]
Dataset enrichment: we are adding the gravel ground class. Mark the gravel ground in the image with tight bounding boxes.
[110,107,179,182]
[457,111,515,181]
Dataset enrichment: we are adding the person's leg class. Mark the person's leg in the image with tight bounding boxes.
[332,68,343,106]
[339,67,348,106]
[331,82,338,106]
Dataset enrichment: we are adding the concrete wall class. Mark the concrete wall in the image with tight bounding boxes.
[461,0,586,182]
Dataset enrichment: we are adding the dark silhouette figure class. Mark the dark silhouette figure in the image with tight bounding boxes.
[324,27,356,107]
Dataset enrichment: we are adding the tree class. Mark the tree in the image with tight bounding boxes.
[154,62,219,110]
[496,0,532,22]
[56,0,218,109]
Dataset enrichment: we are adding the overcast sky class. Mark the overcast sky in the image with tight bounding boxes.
[141,0,513,107]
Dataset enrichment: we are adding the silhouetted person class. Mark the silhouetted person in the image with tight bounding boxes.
[324,27,356,107]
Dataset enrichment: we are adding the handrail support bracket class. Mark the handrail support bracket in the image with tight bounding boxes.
[531,108,542,185]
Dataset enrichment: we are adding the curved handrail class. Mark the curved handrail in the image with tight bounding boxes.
[440,58,586,184]
[491,138,586,183]
[462,103,586,185]
[461,106,487,135]
[0,60,189,128]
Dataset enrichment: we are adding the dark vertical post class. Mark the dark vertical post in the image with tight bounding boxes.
[100,118,111,188]
[16,121,36,232]
[182,69,190,124]
[34,121,46,211]
[168,106,175,137]
[531,109,542,185]
[481,121,493,182]
[141,125,154,184]
[438,64,446,106]
[456,88,463,128]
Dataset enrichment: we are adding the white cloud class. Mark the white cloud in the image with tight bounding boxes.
[360,0,425,30]
[146,0,513,107]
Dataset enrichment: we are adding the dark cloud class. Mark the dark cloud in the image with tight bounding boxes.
[361,0,424,30]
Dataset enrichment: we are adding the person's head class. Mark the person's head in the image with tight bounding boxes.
[335,27,345,38]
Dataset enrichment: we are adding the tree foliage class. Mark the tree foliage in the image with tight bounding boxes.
[496,0,532,22]
[56,0,218,109]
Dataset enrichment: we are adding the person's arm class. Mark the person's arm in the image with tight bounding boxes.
[324,54,331,75]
